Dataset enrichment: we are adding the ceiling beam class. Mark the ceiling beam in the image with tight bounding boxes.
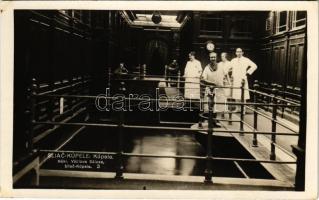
[125,10,137,21]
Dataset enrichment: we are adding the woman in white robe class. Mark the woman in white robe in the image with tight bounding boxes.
[183,52,202,100]
[218,52,232,98]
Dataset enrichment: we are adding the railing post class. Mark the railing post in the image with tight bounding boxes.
[108,67,112,108]
[253,80,259,101]
[70,77,76,115]
[204,87,214,184]
[177,70,181,90]
[228,76,234,125]
[228,105,232,125]
[199,80,205,128]
[164,65,168,87]
[265,83,271,112]
[270,88,278,160]
[139,64,143,79]
[108,67,112,89]
[26,78,37,152]
[276,84,284,118]
[49,81,55,129]
[115,81,125,179]
[239,79,245,136]
[252,82,259,147]
[143,64,147,78]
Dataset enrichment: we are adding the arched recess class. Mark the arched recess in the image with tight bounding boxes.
[144,38,169,75]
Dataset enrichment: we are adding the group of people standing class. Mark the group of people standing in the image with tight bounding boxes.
[183,48,258,113]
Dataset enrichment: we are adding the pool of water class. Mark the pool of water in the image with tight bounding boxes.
[42,126,274,179]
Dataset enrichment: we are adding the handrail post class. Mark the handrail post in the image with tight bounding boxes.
[177,70,181,90]
[252,82,259,147]
[108,67,112,89]
[254,80,259,101]
[198,80,205,128]
[277,84,285,118]
[239,79,245,136]
[228,107,232,125]
[115,81,125,179]
[270,88,278,160]
[70,77,76,115]
[49,81,55,128]
[108,67,112,108]
[265,84,270,112]
[139,64,142,79]
[26,78,37,152]
[204,87,214,183]
[164,65,168,87]
[228,76,234,125]
[143,64,146,78]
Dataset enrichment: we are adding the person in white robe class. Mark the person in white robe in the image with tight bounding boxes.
[218,52,232,97]
[230,48,257,111]
[201,52,228,123]
[183,51,202,100]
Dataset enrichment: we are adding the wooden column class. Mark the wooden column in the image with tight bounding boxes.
[192,11,201,52]
[291,17,307,191]
[171,28,181,60]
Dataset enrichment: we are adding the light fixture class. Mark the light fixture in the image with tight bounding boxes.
[151,11,162,24]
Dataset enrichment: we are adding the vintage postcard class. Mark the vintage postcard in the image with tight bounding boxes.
[0,1,318,199]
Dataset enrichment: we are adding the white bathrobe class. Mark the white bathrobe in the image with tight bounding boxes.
[230,56,257,100]
[183,59,202,99]
[202,64,227,113]
[217,61,232,97]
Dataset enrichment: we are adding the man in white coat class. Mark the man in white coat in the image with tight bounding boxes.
[230,48,257,111]
[202,52,227,113]
[183,51,202,100]
[201,52,228,127]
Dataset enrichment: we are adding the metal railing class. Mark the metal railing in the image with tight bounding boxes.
[25,72,300,185]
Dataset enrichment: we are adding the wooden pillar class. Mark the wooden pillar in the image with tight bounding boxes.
[291,16,307,191]
[137,27,143,66]
[192,11,200,51]
[172,28,180,60]
[107,11,113,68]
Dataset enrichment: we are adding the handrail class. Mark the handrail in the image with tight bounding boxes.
[32,121,298,136]
[34,93,301,108]
[271,142,297,160]
[37,79,91,96]
[241,120,297,160]
[245,106,298,133]
[246,89,300,106]
[109,72,300,103]
[24,75,301,186]
[278,90,301,98]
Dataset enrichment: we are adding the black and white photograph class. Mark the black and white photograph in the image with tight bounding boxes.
[0,1,318,199]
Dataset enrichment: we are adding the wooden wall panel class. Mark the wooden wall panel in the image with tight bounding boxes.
[28,20,52,82]
[259,12,306,90]
[183,11,265,74]
[296,45,304,86]
[287,45,296,87]
[273,48,279,83]
[279,47,286,84]
[13,10,116,162]
[258,49,267,82]
[264,49,272,82]
[287,43,305,87]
